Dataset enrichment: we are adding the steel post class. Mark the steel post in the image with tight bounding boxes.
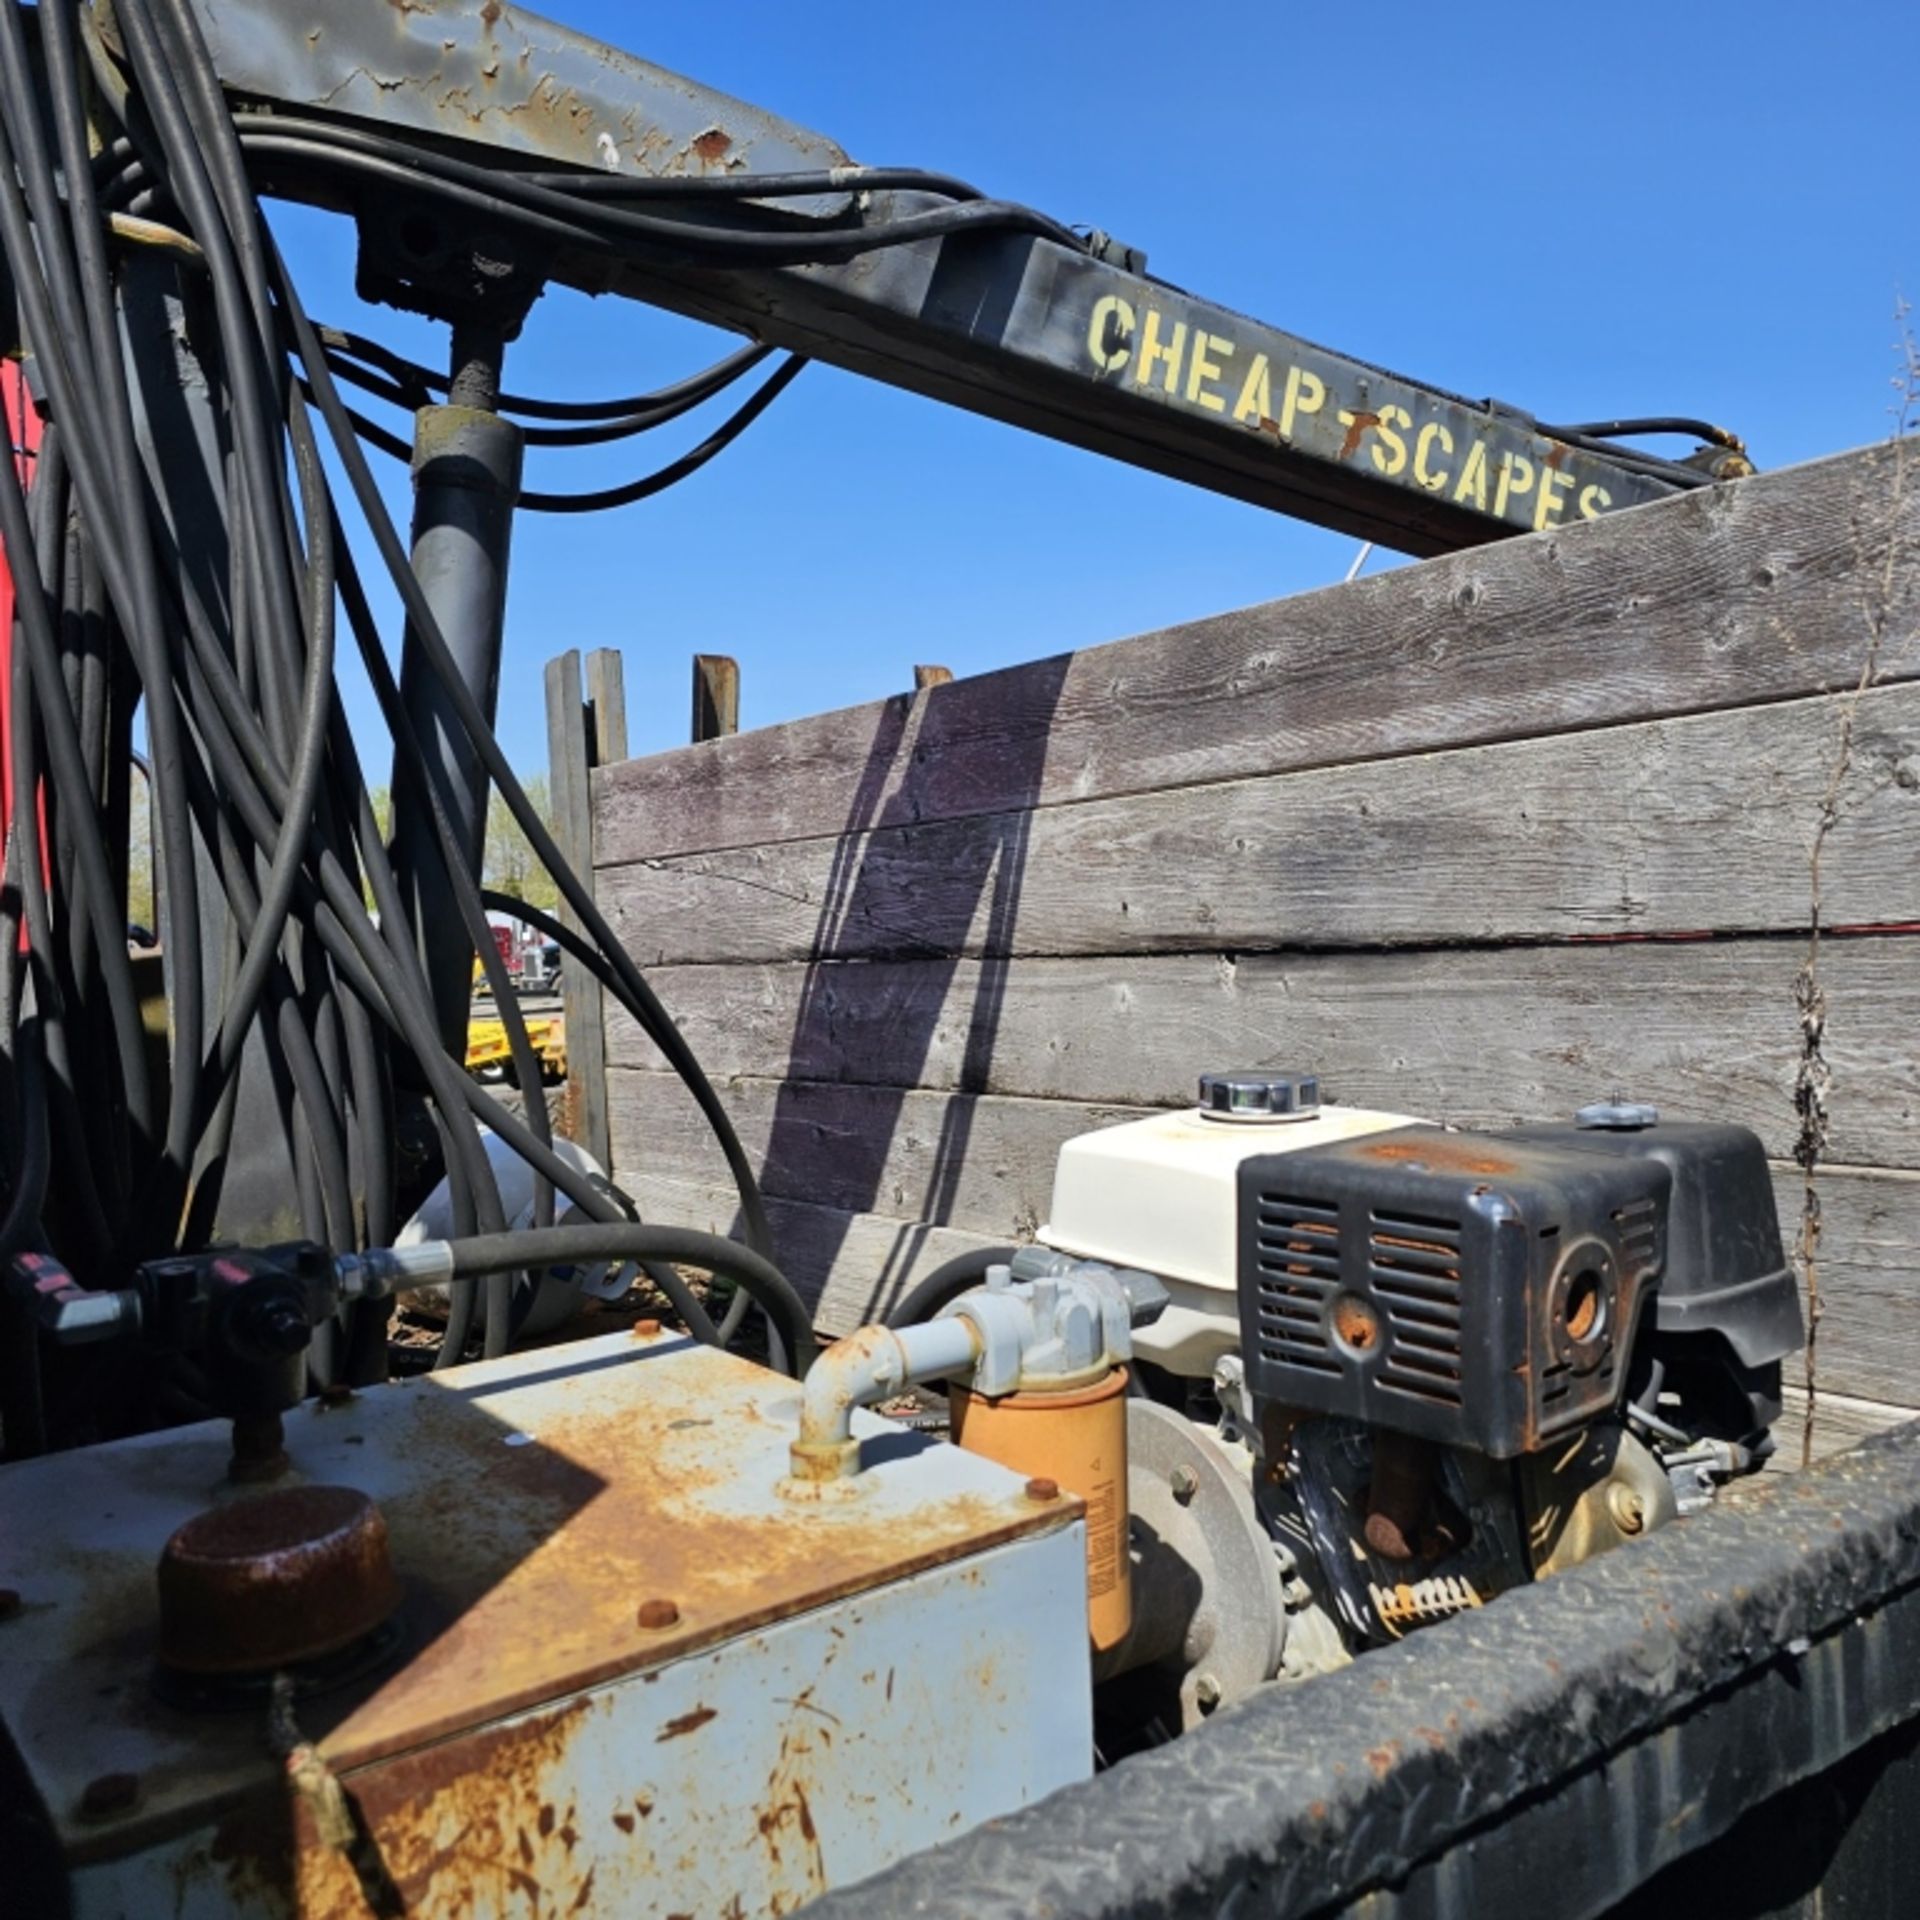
[388,356,523,1061]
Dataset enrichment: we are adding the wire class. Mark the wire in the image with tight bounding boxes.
[1542,417,1746,452]
[0,0,804,1434]
[884,1247,1021,1330]
[519,356,806,512]
[225,112,1087,263]
[320,325,774,427]
[302,352,810,512]
[444,1223,817,1375]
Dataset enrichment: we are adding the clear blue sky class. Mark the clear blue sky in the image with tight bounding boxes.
[269,0,1918,778]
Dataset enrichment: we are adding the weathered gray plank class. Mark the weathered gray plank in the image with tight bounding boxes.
[624,1172,1007,1333]
[619,1161,1920,1407]
[606,936,1920,1169]
[544,650,610,1166]
[689,653,740,744]
[594,441,1919,862]
[1779,1386,1916,1468]
[611,1073,1141,1240]
[1772,1164,1920,1408]
[598,686,1920,966]
[585,647,628,769]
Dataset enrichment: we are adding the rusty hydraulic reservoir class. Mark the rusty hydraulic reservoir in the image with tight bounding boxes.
[0,1331,1092,1917]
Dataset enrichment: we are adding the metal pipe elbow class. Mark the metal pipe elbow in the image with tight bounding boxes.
[789,1318,980,1482]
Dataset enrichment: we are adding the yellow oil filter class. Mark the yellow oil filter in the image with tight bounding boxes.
[949,1366,1131,1652]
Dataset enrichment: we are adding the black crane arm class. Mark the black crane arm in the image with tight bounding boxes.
[170,0,1747,557]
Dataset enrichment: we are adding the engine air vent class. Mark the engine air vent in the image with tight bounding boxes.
[1253,1195,1341,1375]
[1613,1197,1660,1278]
[1369,1210,1464,1407]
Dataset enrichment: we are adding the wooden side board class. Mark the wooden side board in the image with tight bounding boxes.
[597,685,1920,967]
[594,441,1919,863]
[586,437,1920,1429]
[607,935,1920,1169]
[1779,1386,1916,1467]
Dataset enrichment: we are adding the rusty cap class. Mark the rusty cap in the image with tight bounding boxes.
[157,1485,401,1676]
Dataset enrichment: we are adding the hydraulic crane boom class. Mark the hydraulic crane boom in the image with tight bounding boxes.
[177,0,1748,558]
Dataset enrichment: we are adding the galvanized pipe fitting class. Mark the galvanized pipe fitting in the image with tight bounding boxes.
[333,1241,457,1301]
[788,1318,981,1482]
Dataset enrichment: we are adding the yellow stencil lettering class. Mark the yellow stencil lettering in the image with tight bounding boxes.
[1493,452,1534,518]
[1087,294,1136,374]
[1279,364,1325,440]
[1185,332,1234,413]
[1578,483,1612,520]
[1453,440,1490,511]
[1135,309,1188,394]
[1370,404,1411,477]
[1232,353,1273,424]
[1414,421,1453,492]
[1534,462,1575,530]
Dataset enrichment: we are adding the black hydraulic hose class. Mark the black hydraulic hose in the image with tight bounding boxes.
[1543,415,1745,451]
[0,6,208,1201]
[271,246,777,1267]
[509,163,991,204]
[311,354,807,507]
[479,888,761,1347]
[519,357,807,512]
[0,1009,50,1267]
[472,889,769,1278]
[884,1246,1021,1329]
[324,352,769,450]
[443,1224,815,1377]
[316,540,730,1361]
[0,0,824,1396]
[228,114,1086,263]
[0,431,153,1153]
[320,327,774,432]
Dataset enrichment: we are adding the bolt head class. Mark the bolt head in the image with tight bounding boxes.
[1024,1477,1060,1503]
[1608,1484,1648,1536]
[636,1598,680,1630]
[1170,1464,1200,1505]
[632,1318,662,1338]
[1193,1673,1223,1712]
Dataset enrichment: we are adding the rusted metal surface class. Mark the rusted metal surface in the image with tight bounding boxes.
[1360,1429,1438,1563]
[156,1485,401,1676]
[184,0,851,191]
[1330,1290,1381,1354]
[226,1410,291,1484]
[1355,1134,1520,1179]
[2,1330,1091,1915]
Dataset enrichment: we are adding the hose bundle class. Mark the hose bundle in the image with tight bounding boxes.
[0,0,913,1446]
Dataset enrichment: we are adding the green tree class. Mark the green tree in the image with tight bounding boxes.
[126,788,154,933]
[482,773,559,914]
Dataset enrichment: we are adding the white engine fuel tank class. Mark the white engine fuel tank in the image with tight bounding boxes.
[1038,1081,1421,1377]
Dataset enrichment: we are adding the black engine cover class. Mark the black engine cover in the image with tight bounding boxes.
[1237,1127,1669,1458]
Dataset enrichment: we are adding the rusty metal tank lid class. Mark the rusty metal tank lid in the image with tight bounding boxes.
[157,1483,401,1677]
